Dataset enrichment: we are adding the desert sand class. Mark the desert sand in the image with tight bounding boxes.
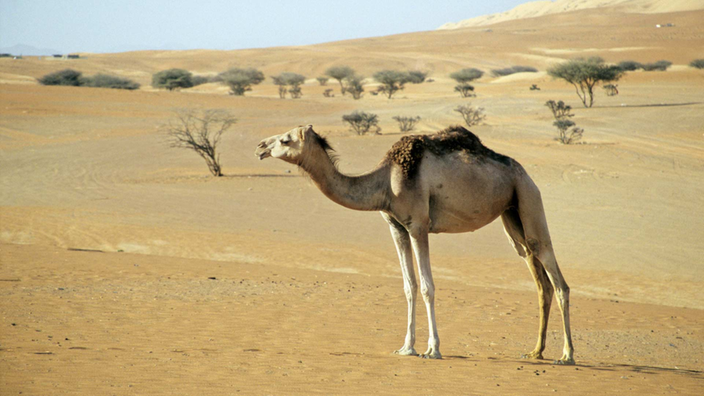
[1,4,703,395]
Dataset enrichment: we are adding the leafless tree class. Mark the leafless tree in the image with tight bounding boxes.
[164,109,236,176]
[454,104,486,127]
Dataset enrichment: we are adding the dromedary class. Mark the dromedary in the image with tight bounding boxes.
[255,125,574,364]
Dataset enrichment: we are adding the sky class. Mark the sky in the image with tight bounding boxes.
[0,0,531,54]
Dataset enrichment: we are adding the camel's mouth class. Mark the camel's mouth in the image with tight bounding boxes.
[255,141,272,160]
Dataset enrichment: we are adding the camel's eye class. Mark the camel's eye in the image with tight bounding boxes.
[280,137,291,145]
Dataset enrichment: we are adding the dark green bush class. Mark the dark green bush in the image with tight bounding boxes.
[450,68,484,83]
[38,69,84,86]
[152,69,194,90]
[88,74,140,90]
[191,75,211,86]
[491,66,538,77]
[690,59,704,69]
[617,60,643,71]
[641,60,672,71]
[405,70,428,84]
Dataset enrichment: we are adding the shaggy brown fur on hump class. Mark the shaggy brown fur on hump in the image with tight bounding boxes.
[385,125,512,179]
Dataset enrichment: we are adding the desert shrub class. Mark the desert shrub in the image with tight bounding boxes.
[641,60,672,71]
[325,65,355,95]
[342,111,380,135]
[87,74,140,90]
[344,75,365,100]
[164,109,236,177]
[152,68,194,91]
[454,83,475,98]
[450,68,484,83]
[547,57,624,107]
[405,70,428,84]
[690,59,704,69]
[545,100,573,120]
[603,84,618,96]
[218,67,265,96]
[545,100,583,144]
[316,76,329,85]
[38,69,84,86]
[454,104,485,127]
[191,75,211,86]
[393,116,421,133]
[530,84,541,90]
[617,60,643,71]
[491,65,538,77]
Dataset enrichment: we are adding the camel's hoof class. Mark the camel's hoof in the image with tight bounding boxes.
[418,349,442,359]
[553,357,576,365]
[521,351,544,360]
[393,347,418,356]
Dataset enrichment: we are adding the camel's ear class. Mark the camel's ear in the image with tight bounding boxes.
[299,125,313,141]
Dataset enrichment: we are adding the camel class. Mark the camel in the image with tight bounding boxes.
[255,125,575,364]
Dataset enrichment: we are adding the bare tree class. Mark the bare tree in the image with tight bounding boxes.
[454,104,486,127]
[164,109,236,176]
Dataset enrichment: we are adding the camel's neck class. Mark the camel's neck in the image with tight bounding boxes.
[298,144,390,212]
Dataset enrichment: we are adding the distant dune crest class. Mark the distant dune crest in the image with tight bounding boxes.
[438,0,704,29]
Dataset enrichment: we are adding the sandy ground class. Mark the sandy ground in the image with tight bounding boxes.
[1,6,704,395]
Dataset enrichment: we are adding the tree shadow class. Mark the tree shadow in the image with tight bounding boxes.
[598,101,702,109]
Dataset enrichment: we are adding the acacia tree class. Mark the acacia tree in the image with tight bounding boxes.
[152,69,194,91]
[374,70,410,99]
[325,65,355,95]
[218,68,265,96]
[272,72,306,99]
[548,57,623,108]
[164,109,236,176]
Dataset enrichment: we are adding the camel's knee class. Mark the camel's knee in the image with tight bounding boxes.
[404,282,418,300]
[420,283,435,302]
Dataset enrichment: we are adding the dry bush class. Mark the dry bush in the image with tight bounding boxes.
[164,109,236,176]
[454,104,485,127]
[393,116,421,133]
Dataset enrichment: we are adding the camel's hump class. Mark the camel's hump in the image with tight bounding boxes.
[385,125,512,179]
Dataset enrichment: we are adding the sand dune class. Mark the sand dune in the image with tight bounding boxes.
[439,0,704,29]
[1,2,703,395]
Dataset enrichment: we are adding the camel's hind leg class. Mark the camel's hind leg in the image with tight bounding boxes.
[515,180,575,365]
[501,208,554,360]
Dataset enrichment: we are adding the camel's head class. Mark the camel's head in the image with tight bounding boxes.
[255,125,314,164]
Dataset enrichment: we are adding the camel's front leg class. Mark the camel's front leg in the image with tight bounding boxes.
[383,213,418,356]
[409,224,441,359]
